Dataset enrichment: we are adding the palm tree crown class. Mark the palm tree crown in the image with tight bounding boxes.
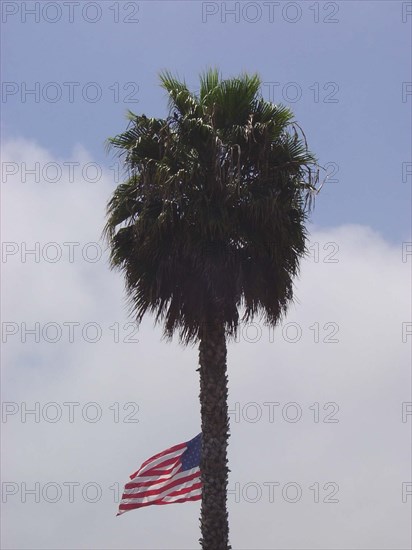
[105,69,318,344]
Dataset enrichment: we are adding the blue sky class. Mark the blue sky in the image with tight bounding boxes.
[1,2,411,549]
[2,0,411,242]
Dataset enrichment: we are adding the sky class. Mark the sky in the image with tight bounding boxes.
[1,1,411,549]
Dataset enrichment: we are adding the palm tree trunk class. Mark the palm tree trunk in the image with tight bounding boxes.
[198,320,231,550]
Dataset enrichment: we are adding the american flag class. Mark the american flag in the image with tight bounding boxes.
[117,433,202,515]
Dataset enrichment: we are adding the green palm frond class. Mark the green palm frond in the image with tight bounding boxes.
[199,68,220,101]
[159,70,199,116]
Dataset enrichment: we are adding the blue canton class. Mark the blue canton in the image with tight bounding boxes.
[181,433,202,471]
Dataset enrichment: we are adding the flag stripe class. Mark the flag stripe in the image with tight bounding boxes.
[161,489,202,503]
[125,463,182,485]
[121,480,202,505]
[123,470,201,499]
[139,456,182,476]
[134,448,186,476]
[119,488,202,510]
[130,442,187,478]
[124,466,198,493]
[117,492,202,514]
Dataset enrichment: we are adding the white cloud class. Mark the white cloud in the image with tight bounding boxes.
[1,140,411,549]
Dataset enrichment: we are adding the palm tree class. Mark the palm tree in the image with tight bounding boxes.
[104,69,319,550]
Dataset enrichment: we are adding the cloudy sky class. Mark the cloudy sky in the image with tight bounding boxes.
[1,1,411,549]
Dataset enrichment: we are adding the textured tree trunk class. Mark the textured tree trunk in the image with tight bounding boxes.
[198,320,231,550]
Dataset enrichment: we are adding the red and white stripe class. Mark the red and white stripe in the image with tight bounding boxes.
[117,441,201,515]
